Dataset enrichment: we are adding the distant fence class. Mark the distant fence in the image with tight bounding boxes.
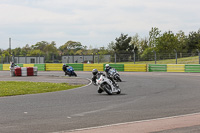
[2,63,200,73]
[1,52,200,64]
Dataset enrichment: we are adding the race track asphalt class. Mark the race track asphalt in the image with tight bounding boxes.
[1,71,200,133]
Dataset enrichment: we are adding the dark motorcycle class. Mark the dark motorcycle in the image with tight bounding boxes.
[64,66,77,77]
[108,68,122,82]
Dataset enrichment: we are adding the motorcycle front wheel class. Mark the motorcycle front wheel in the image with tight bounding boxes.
[73,72,77,77]
[115,75,122,82]
[103,84,112,95]
[117,89,121,94]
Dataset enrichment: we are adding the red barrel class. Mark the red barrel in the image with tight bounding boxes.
[27,67,34,76]
[15,67,21,76]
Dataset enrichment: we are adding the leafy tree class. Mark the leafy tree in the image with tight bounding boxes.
[0,49,3,55]
[29,49,44,56]
[75,49,83,55]
[141,47,155,60]
[130,33,139,47]
[112,33,132,53]
[149,27,161,47]
[98,47,109,55]
[59,41,82,55]
[155,31,179,59]
[11,47,21,56]
[186,29,200,53]
[176,30,187,53]
[44,41,59,62]
[130,33,141,54]
[140,37,149,54]
[44,41,58,54]
[31,41,48,51]
[2,50,9,56]
[111,33,133,62]
[107,41,115,52]
[21,44,31,56]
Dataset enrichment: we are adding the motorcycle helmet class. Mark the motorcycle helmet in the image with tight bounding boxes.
[92,69,98,75]
[105,64,109,68]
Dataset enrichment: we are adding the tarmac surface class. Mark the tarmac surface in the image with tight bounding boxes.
[0,72,90,85]
[62,113,200,133]
[1,71,200,133]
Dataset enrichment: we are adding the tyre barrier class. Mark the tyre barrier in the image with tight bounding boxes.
[11,67,38,77]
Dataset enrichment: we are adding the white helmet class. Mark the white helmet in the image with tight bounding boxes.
[105,64,109,68]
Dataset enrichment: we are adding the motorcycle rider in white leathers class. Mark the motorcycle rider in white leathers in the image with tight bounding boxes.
[92,68,117,87]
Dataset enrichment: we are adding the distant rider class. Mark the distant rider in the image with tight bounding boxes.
[104,64,117,86]
[10,62,17,68]
[105,64,112,76]
[62,64,71,76]
[10,62,20,70]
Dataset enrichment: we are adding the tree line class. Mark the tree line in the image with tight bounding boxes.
[0,27,200,62]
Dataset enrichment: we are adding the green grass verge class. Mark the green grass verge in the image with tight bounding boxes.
[109,56,199,64]
[0,81,84,97]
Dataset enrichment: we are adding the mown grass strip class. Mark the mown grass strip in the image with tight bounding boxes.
[0,81,83,97]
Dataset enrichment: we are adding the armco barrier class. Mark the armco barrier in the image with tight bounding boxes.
[67,64,83,71]
[167,64,185,72]
[34,64,46,71]
[148,64,167,72]
[0,64,2,70]
[185,64,200,72]
[46,63,83,71]
[2,63,200,73]
[104,64,124,71]
[3,64,10,71]
[124,64,147,72]
[23,64,34,67]
[16,64,23,67]
[84,64,103,71]
[46,64,62,71]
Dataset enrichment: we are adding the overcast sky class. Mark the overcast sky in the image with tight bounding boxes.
[0,0,199,50]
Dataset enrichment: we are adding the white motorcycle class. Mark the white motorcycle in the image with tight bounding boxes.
[108,68,122,82]
[95,73,121,95]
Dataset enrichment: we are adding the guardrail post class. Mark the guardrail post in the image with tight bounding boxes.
[199,52,200,64]
[197,49,200,64]
[81,52,84,63]
[92,53,94,63]
[153,50,156,64]
[115,53,116,64]
[1,55,2,64]
[133,50,135,64]
[12,54,15,63]
[174,49,177,64]
[52,54,54,63]
[25,54,27,64]
[39,54,40,64]
[98,53,99,64]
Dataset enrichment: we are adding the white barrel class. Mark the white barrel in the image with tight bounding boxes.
[33,67,38,76]
[21,67,27,76]
[10,68,15,77]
